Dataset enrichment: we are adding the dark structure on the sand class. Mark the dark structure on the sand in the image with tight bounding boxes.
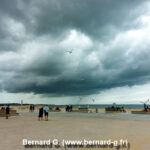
[78,108,88,113]
[0,109,19,117]
[105,106,126,112]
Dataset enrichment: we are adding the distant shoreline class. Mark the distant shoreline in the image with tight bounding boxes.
[0,103,145,109]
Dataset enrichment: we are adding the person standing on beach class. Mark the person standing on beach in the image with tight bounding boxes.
[32,105,35,112]
[6,105,10,119]
[38,106,43,121]
[43,105,49,121]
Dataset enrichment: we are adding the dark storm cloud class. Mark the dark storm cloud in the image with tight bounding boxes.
[0,0,146,44]
[0,0,150,96]
[0,0,33,52]
[30,0,147,40]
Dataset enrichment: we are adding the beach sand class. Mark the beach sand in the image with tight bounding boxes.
[0,111,150,150]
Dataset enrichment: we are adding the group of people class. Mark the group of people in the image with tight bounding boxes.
[55,106,60,111]
[0,105,10,119]
[2,104,73,121]
[65,105,72,112]
[38,105,50,121]
[106,106,126,112]
[29,105,35,112]
[1,104,50,120]
[144,103,150,112]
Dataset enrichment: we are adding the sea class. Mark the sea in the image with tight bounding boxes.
[49,104,145,109]
[0,103,145,109]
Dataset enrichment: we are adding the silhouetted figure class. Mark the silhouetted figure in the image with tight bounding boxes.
[66,105,70,112]
[38,106,43,121]
[66,105,68,112]
[6,105,10,119]
[1,107,5,110]
[70,105,72,112]
[55,106,60,111]
[111,106,114,109]
[32,105,35,112]
[96,108,98,113]
[144,103,147,112]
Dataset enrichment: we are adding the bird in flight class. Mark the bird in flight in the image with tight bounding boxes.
[66,49,73,54]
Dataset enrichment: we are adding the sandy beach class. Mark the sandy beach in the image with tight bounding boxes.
[0,110,150,150]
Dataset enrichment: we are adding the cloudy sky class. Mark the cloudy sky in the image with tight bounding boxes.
[0,0,150,104]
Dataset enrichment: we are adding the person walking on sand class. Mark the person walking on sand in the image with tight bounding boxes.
[6,105,10,119]
[38,106,43,121]
[43,105,49,121]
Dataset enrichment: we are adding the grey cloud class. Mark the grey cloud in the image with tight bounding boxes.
[30,0,147,40]
[0,0,150,97]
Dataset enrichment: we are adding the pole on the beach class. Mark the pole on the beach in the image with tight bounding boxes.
[21,100,23,106]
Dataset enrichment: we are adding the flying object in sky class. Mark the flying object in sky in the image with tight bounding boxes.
[92,99,95,102]
[66,50,73,54]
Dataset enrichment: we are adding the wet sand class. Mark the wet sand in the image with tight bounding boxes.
[0,111,150,150]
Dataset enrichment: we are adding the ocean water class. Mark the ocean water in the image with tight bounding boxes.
[0,103,145,109]
[49,104,145,109]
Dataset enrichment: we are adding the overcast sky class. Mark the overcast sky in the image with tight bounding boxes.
[0,0,150,104]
